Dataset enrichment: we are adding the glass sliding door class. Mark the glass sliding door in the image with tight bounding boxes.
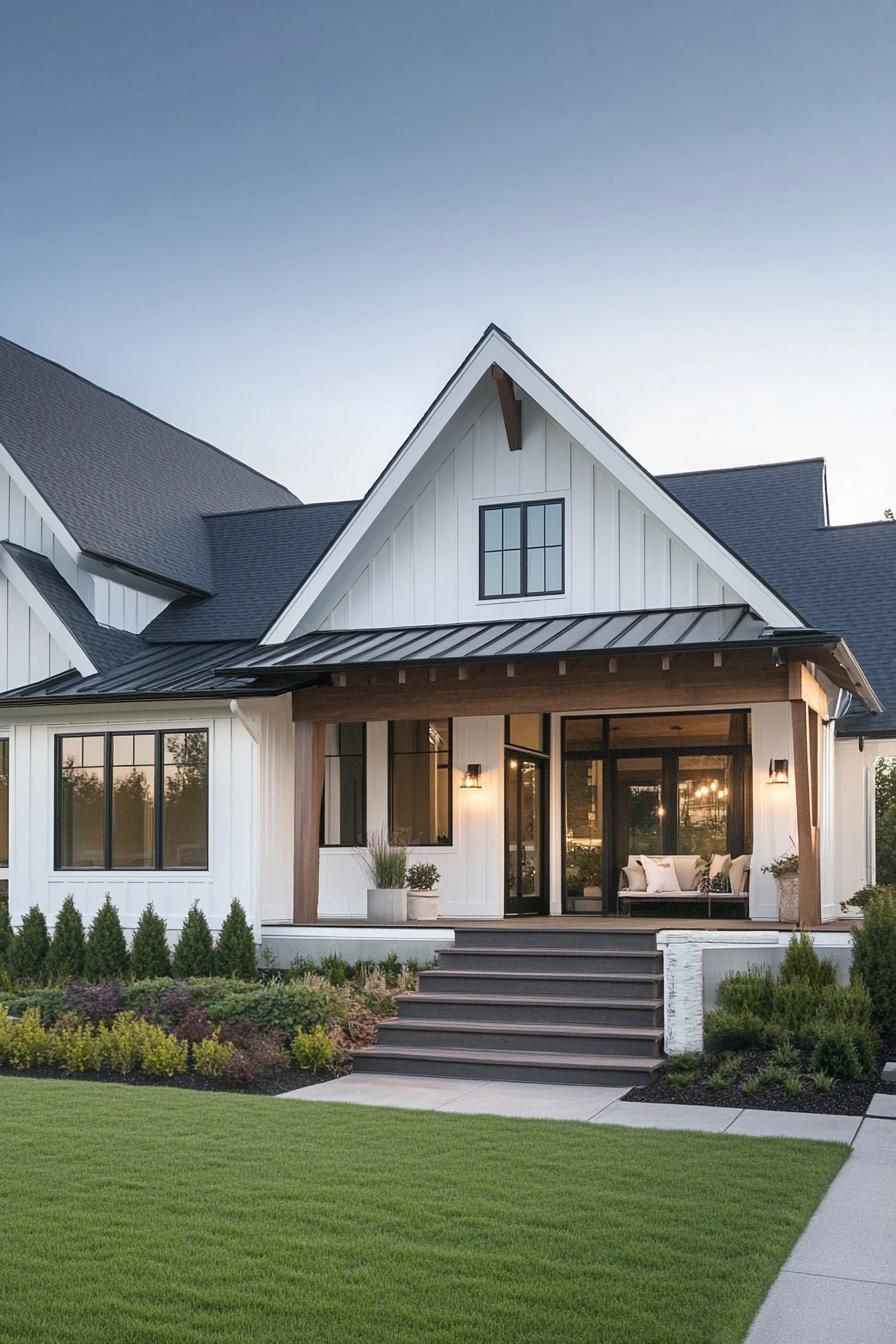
[563,757,604,913]
[614,757,665,863]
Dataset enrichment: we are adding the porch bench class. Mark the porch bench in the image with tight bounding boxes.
[618,854,750,918]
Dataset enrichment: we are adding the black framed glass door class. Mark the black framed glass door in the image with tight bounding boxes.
[504,752,547,916]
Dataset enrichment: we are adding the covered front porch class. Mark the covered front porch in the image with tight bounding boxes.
[221,604,878,931]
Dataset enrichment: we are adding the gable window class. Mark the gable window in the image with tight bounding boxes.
[0,739,9,868]
[56,730,208,871]
[479,500,564,598]
[320,723,366,847]
[389,719,451,846]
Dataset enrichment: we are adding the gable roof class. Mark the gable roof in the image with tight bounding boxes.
[1,542,145,673]
[660,460,896,736]
[0,336,299,593]
[260,325,806,642]
[143,500,359,642]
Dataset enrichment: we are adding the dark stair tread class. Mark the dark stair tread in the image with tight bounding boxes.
[441,947,659,959]
[422,969,662,983]
[354,1044,664,1072]
[397,992,663,1010]
[379,1018,663,1041]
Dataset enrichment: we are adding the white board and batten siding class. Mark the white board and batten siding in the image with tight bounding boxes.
[5,702,262,936]
[309,392,743,635]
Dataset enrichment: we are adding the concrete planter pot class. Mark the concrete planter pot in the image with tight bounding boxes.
[367,888,408,923]
[776,873,800,922]
[407,891,440,921]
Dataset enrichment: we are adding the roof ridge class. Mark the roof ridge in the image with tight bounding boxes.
[0,334,300,502]
[659,457,826,480]
[202,498,359,521]
[817,520,896,533]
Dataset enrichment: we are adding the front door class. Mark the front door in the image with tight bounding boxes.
[504,752,547,915]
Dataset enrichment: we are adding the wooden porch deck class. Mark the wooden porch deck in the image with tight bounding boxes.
[264,917,856,932]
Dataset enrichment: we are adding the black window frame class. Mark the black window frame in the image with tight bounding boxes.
[479,499,565,599]
[388,718,453,847]
[320,723,367,848]
[54,729,209,872]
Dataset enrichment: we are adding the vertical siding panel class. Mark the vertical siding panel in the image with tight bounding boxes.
[392,509,414,619]
[697,565,724,605]
[8,482,26,543]
[371,539,393,625]
[545,418,572,492]
[618,493,644,608]
[593,467,619,609]
[644,517,671,607]
[434,451,458,621]
[413,481,436,622]
[519,402,547,495]
[569,443,594,611]
[472,400,497,499]
[0,576,7,688]
[670,540,697,605]
[349,566,371,627]
[454,427,475,624]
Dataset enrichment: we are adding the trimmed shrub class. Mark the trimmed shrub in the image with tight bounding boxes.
[205,979,341,1036]
[172,1007,213,1043]
[140,1024,189,1077]
[97,1012,146,1075]
[54,1023,102,1074]
[7,906,50,985]
[815,980,872,1030]
[320,954,351,987]
[215,901,257,981]
[172,903,215,979]
[47,896,86,983]
[810,1024,866,1080]
[63,980,126,1025]
[0,1004,17,1061]
[0,988,65,1026]
[193,1030,236,1078]
[717,966,775,1021]
[703,1009,770,1053]
[779,932,837,990]
[851,893,896,1037]
[84,897,129,981]
[291,1025,335,1071]
[771,977,820,1035]
[130,904,172,980]
[7,1007,53,1068]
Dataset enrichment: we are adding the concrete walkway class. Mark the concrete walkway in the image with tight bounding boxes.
[281,1072,863,1139]
[745,1100,896,1343]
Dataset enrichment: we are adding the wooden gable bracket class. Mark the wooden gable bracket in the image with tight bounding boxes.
[491,363,522,452]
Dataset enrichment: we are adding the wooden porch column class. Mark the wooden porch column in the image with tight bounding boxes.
[293,716,326,925]
[789,664,824,927]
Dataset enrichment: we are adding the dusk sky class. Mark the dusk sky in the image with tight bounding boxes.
[2,0,894,522]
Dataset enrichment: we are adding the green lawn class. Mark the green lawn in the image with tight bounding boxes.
[0,1079,846,1344]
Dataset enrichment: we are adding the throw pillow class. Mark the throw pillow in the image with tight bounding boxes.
[695,859,711,894]
[708,871,731,894]
[728,854,751,895]
[709,853,732,881]
[622,863,647,893]
[640,854,682,894]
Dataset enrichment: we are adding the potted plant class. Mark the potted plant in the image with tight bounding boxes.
[566,844,603,913]
[406,863,440,921]
[761,845,799,922]
[360,827,409,923]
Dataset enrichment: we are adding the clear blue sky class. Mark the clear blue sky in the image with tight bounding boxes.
[2,0,893,520]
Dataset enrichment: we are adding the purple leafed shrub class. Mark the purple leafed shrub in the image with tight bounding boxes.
[173,1007,213,1043]
[219,1020,288,1078]
[63,980,126,1024]
[156,982,201,1029]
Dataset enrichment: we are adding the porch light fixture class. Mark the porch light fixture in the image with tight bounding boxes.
[768,758,789,785]
[461,763,482,789]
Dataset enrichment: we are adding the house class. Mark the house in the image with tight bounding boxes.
[0,326,893,947]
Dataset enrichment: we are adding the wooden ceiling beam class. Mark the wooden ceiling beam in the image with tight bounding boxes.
[491,363,522,452]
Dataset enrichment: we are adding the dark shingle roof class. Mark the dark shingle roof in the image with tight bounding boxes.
[0,337,299,592]
[143,500,359,642]
[660,460,896,735]
[2,542,145,672]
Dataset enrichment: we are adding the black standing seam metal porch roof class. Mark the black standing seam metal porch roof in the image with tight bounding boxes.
[216,604,880,714]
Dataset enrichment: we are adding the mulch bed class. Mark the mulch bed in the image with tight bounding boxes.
[0,1063,329,1096]
[625,1040,896,1115]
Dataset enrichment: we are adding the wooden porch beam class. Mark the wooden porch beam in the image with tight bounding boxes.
[292,717,326,924]
[790,695,822,928]
[491,363,522,452]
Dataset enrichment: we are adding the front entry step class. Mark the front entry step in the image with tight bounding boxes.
[396,992,663,1028]
[352,1045,663,1088]
[352,927,667,1088]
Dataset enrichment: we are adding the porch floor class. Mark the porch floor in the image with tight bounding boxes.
[264,917,856,932]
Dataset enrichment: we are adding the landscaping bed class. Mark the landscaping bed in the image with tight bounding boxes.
[0,1060,320,1095]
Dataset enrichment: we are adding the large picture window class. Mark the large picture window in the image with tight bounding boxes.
[389,719,451,846]
[0,738,9,868]
[321,723,366,847]
[56,730,208,871]
[479,500,564,598]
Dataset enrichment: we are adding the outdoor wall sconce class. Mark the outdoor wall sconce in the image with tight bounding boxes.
[768,758,789,784]
[461,763,482,789]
